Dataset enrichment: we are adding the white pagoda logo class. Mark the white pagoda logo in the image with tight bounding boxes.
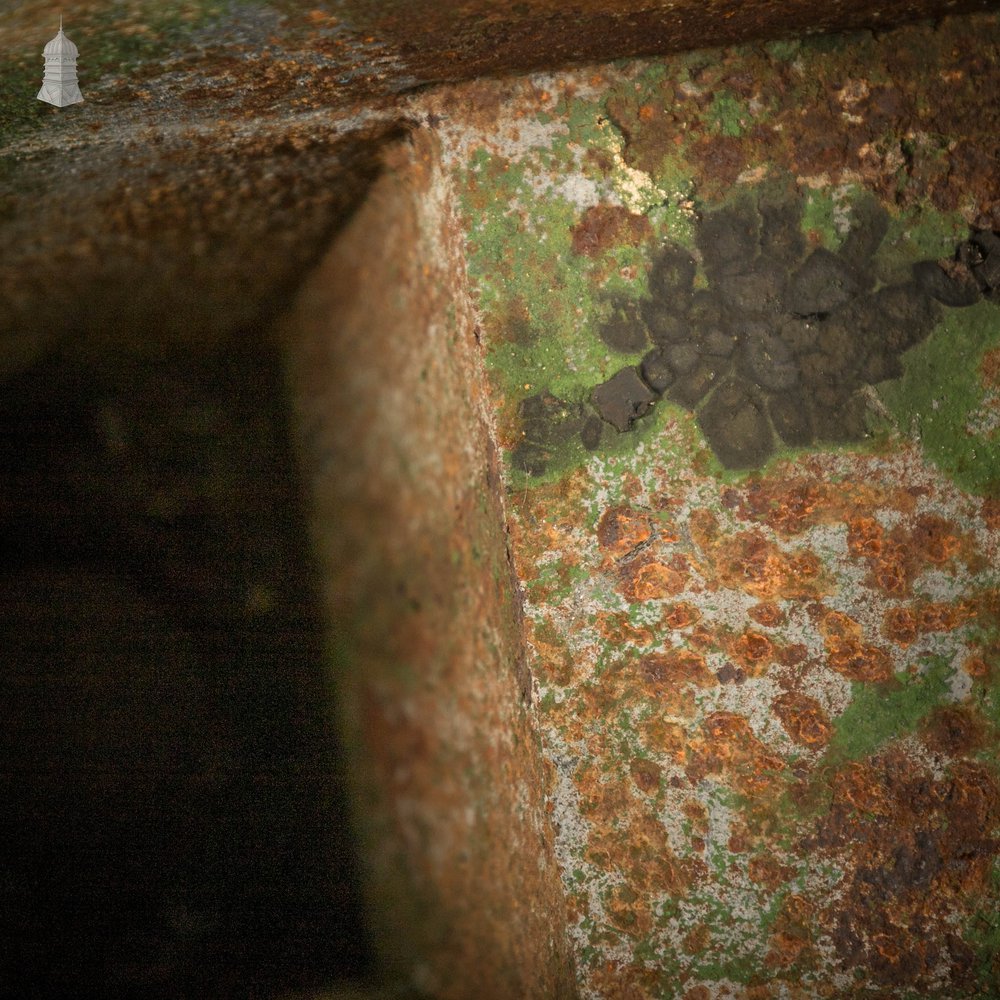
[37,17,84,108]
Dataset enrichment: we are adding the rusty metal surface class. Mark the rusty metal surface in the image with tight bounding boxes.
[282,131,578,999]
[439,12,1000,997]
[340,0,1000,85]
[1,1,999,996]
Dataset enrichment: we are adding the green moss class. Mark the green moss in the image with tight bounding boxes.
[0,59,49,140]
[764,38,802,61]
[457,75,707,488]
[878,301,1000,497]
[827,656,954,761]
[964,862,1000,997]
[690,950,765,985]
[460,139,705,486]
[707,92,745,138]
[800,188,843,250]
[877,203,968,283]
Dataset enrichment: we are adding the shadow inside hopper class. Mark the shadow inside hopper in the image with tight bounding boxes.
[0,335,372,999]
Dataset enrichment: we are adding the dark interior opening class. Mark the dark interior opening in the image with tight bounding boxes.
[0,333,371,998]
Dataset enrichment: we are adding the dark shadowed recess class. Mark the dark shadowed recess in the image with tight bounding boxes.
[0,124,409,1000]
[0,332,372,999]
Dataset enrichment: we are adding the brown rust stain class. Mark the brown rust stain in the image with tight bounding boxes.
[661,601,703,630]
[606,86,681,176]
[640,647,716,689]
[856,514,977,598]
[571,204,652,258]
[620,556,689,601]
[529,454,1000,991]
[825,637,894,683]
[597,504,654,560]
[709,528,826,600]
[748,601,786,628]
[527,616,576,686]
[808,748,1000,992]
[772,692,833,748]
[596,610,657,649]
[729,629,777,675]
[686,711,787,796]
[748,853,797,892]
[629,756,663,794]
[921,704,990,756]
[981,345,1000,389]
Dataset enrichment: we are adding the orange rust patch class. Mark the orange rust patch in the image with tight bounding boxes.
[818,608,863,644]
[911,513,964,565]
[735,476,911,537]
[831,760,894,816]
[681,798,708,830]
[825,637,894,682]
[596,505,653,559]
[730,629,776,674]
[702,710,754,744]
[883,598,972,650]
[578,766,633,824]
[776,893,815,934]
[595,610,655,648]
[883,605,919,647]
[571,204,652,258]
[772,691,832,747]
[819,610,896,682]
[765,929,809,968]
[658,684,700,720]
[754,480,825,535]
[640,647,715,689]
[981,344,1000,389]
[917,599,973,634]
[847,515,884,558]
[586,802,702,900]
[688,507,721,552]
[640,717,688,762]
[661,601,702,630]
[748,601,786,628]
[684,988,711,1000]
[965,654,992,679]
[526,617,575,685]
[606,884,653,937]
[853,515,975,598]
[687,711,787,796]
[621,558,687,601]
[727,829,750,854]
[868,539,912,596]
[709,529,825,600]
[776,642,808,667]
[687,622,720,651]
[591,959,666,999]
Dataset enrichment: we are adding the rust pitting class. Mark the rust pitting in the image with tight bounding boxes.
[807,748,1000,991]
[772,691,833,748]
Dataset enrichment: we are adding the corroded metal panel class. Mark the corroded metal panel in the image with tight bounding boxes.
[440,13,1000,996]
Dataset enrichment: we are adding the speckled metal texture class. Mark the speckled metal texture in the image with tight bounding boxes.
[436,12,1000,997]
[2,3,1000,997]
[282,130,578,999]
